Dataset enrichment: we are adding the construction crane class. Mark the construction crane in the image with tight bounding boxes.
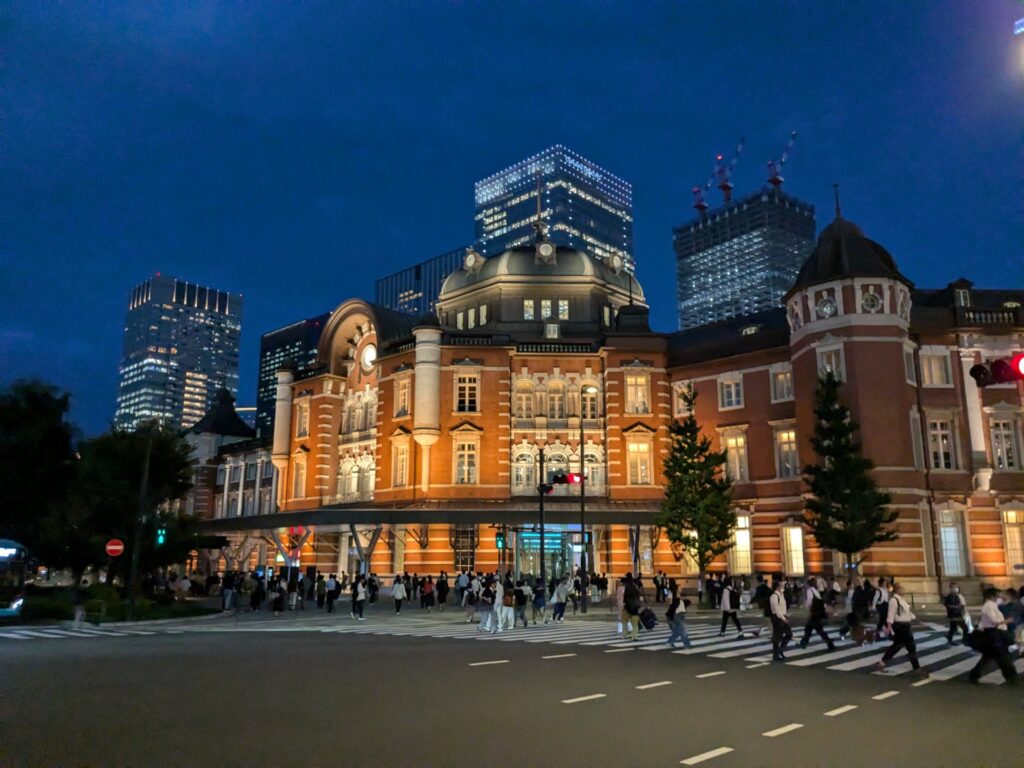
[715,137,746,203]
[691,169,715,215]
[766,131,798,188]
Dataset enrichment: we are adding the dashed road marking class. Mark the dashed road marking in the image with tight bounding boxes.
[823,705,858,717]
[872,690,899,700]
[745,662,769,669]
[762,723,804,738]
[561,693,606,704]
[605,647,634,653]
[636,680,673,690]
[695,670,726,679]
[542,653,577,659]
[911,676,935,687]
[468,659,509,667]
[680,746,734,765]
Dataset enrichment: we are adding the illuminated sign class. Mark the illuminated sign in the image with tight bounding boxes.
[563,156,603,182]
[0,547,18,558]
[1016,17,1024,35]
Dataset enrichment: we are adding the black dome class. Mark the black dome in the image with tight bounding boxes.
[786,215,911,298]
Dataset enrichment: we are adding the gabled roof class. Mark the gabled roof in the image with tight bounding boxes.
[189,389,256,439]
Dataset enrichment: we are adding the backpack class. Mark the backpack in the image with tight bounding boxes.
[809,591,826,619]
[502,593,513,607]
[729,588,740,610]
[467,591,478,605]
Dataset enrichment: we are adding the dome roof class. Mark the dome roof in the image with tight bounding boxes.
[786,215,910,297]
[440,245,643,300]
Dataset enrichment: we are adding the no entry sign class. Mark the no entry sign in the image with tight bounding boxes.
[105,539,125,557]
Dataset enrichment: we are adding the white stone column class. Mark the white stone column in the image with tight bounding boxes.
[412,326,442,493]
[236,461,245,517]
[271,367,295,506]
[959,349,992,491]
[221,470,230,518]
[254,458,264,516]
[269,465,279,514]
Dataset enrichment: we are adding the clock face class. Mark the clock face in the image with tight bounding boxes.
[817,298,837,318]
[538,242,554,258]
[862,292,882,312]
[360,343,377,371]
[464,252,478,270]
[610,254,623,271]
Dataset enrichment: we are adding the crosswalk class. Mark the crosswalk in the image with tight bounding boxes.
[5,616,1021,686]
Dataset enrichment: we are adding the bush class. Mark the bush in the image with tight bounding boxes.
[20,597,72,622]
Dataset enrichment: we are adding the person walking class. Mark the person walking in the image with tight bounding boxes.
[392,575,407,614]
[719,577,743,638]
[623,573,642,641]
[250,575,265,612]
[423,576,436,613]
[532,577,547,625]
[872,578,890,636]
[478,579,495,633]
[462,576,479,623]
[875,583,922,674]
[71,579,87,628]
[437,571,449,610]
[325,573,337,614]
[315,574,327,609]
[352,575,366,620]
[514,580,531,628]
[272,579,286,616]
[769,580,792,661]
[615,578,627,636]
[666,580,692,649]
[943,581,968,643]
[799,577,836,651]
[968,587,1019,685]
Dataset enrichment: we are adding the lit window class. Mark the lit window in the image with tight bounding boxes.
[921,354,952,386]
[541,299,552,319]
[581,387,599,419]
[817,347,844,380]
[724,433,749,482]
[479,304,488,325]
[928,419,957,469]
[545,323,559,339]
[910,410,925,469]
[456,374,479,413]
[392,444,408,488]
[718,375,743,410]
[991,419,1020,470]
[514,383,534,419]
[395,379,410,418]
[456,311,464,330]
[523,300,534,320]
[548,385,565,419]
[729,514,752,574]
[782,526,805,576]
[467,307,476,329]
[625,373,650,414]
[939,508,966,577]
[627,441,652,484]
[292,458,306,499]
[512,452,535,492]
[295,404,309,437]
[1003,509,1024,574]
[904,349,917,384]
[558,300,569,320]
[672,383,691,417]
[770,368,793,402]
[455,440,478,484]
[774,429,799,478]
[603,306,611,326]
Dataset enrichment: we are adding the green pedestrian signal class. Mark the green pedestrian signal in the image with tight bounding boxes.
[156,527,166,546]
[495,532,505,550]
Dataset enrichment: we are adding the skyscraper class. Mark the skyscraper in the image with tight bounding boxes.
[374,247,466,317]
[255,313,329,435]
[674,188,816,330]
[474,145,634,270]
[114,274,242,431]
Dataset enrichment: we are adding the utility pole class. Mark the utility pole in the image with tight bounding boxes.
[538,447,546,602]
[127,423,155,620]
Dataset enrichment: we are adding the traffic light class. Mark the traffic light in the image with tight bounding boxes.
[537,483,554,494]
[495,532,506,550]
[970,353,1024,387]
[551,473,583,485]
[156,527,166,546]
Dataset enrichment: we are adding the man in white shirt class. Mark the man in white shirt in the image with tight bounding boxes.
[769,581,792,661]
[875,583,923,674]
[799,577,836,651]
[969,587,1018,684]
[718,577,743,638]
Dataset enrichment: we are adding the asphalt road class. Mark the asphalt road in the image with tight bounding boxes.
[2,612,1021,768]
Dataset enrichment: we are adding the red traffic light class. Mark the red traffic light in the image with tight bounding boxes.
[970,353,1024,387]
[567,473,582,484]
[1014,352,1024,377]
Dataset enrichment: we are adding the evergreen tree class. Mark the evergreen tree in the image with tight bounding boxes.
[655,384,735,598]
[803,371,897,572]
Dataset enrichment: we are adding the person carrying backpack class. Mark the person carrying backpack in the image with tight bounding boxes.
[718,577,743,638]
[799,577,836,651]
[623,573,642,641]
[943,581,968,643]
[875,583,923,674]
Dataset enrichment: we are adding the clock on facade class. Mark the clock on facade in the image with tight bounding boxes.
[464,250,481,271]
[360,343,377,371]
[862,292,882,312]
[609,254,623,273]
[816,298,837,318]
[537,242,555,259]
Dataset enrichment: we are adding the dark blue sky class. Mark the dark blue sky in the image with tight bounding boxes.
[2,2,1021,436]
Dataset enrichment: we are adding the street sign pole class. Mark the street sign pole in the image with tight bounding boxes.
[127,424,154,620]
[538,447,546,602]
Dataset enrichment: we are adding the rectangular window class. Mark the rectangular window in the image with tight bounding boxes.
[627,441,652,485]
[921,354,952,386]
[452,524,476,572]
[392,444,408,488]
[673,384,691,417]
[625,373,650,414]
[718,376,743,410]
[515,387,534,419]
[229,465,241,483]
[545,323,559,339]
[541,299,552,319]
[782,526,806,576]
[245,463,256,480]
[729,515,753,574]
[548,390,565,419]
[456,311,464,330]
[817,347,844,380]
[603,306,611,326]
[991,420,1019,470]
[770,369,793,402]
[456,374,479,413]
[1004,510,1024,573]
[395,379,410,418]
[455,441,478,484]
[292,460,305,498]
[467,307,476,329]
[216,466,226,485]
[262,461,274,479]
[295,404,309,437]
[904,350,917,384]
[558,299,569,320]
[724,433,749,482]
[523,300,534,321]
[774,429,799,478]
[910,410,925,469]
[928,419,957,469]
[479,304,488,325]
[939,509,966,577]
[581,389,599,419]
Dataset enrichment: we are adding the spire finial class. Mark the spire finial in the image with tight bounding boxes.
[833,183,842,218]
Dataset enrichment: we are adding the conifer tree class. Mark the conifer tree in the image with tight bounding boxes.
[656,384,736,596]
[803,371,897,572]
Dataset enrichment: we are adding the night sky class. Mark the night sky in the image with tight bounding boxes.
[2,2,1021,436]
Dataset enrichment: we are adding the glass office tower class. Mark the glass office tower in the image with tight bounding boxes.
[374,247,466,317]
[255,313,330,435]
[674,188,816,330]
[474,145,634,271]
[114,274,243,431]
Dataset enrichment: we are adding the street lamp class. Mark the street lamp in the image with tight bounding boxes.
[579,384,598,613]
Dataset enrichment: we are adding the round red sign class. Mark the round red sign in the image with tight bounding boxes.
[105,539,125,557]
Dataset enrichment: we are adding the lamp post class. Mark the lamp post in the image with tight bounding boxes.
[579,385,598,614]
[538,447,547,601]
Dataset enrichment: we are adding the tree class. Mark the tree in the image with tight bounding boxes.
[802,371,897,573]
[0,380,78,549]
[655,384,736,599]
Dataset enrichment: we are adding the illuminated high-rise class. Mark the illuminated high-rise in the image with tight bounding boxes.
[114,274,243,431]
[674,188,816,330]
[255,313,329,435]
[374,248,466,317]
[474,145,634,270]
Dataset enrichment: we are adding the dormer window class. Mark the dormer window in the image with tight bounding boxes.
[545,323,559,339]
[955,288,970,307]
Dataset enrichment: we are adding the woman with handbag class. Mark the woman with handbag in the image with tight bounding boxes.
[666,580,692,649]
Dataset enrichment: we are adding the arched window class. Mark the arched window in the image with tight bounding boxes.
[545,452,568,483]
[548,383,565,419]
[583,448,605,493]
[512,451,536,494]
[358,456,375,496]
[514,382,534,419]
[363,397,376,430]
